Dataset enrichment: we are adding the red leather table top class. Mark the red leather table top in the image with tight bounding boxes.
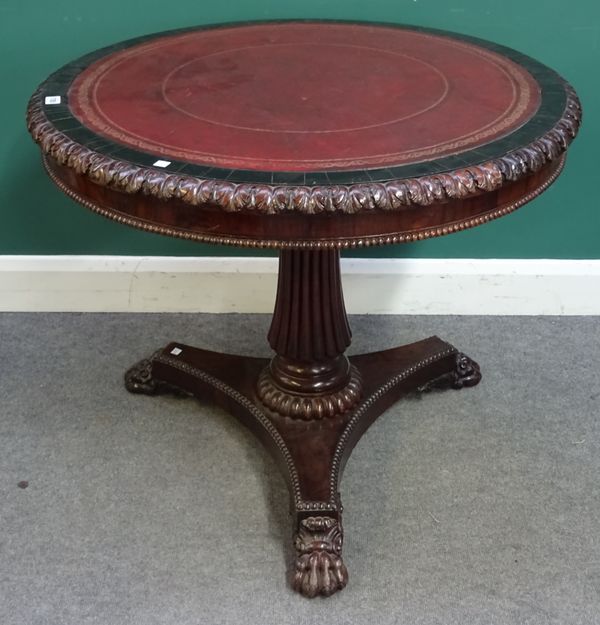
[67,22,540,173]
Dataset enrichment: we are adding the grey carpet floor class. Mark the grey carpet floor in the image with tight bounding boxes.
[1,313,599,625]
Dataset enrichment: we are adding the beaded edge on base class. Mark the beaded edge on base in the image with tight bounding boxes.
[154,345,457,509]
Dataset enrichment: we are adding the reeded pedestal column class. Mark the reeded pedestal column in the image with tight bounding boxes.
[257,249,362,420]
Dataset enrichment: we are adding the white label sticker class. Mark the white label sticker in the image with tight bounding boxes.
[170,347,183,356]
[153,159,171,168]
[44,95,62,105]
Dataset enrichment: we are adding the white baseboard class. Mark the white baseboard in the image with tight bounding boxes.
[0,256,599,315]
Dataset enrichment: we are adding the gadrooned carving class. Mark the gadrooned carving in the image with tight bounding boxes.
[27,83,581,215]
[256,365,363,420]
[292,516,348,598]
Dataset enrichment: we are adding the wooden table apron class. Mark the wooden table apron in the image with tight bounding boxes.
[27,20,581,599]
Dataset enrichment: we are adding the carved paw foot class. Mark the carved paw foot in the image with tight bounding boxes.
[451,353,482,389]
[124,351,187,396]
[418,352,482,392]
[292,516,348,598]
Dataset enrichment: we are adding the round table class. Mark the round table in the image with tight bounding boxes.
[27,20,581,598]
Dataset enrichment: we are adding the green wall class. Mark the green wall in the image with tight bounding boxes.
[0,0,597,258]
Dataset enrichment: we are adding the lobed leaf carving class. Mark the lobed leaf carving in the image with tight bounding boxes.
[26,83,582,214]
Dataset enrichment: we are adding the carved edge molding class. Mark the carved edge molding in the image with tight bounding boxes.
[43,153,566,249]
[28,83,581,215]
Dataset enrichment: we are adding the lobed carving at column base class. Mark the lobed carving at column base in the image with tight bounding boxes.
[256,364,363,419]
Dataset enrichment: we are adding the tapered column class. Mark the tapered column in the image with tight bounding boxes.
[257,249,362,419]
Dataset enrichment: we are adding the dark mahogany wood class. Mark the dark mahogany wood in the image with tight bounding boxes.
[126,333,479,597]
[27,20,581,599]
[44,152,567,249]
[259,249,361,419]
[125,249,481,597]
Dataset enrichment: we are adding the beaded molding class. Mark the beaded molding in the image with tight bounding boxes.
[153,345,457,510]
[153,351,304,507]
[43,153,565,249]
[329,347,457,503]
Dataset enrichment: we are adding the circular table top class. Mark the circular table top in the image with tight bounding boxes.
[27,21,581,246]
[68,23,542,173]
